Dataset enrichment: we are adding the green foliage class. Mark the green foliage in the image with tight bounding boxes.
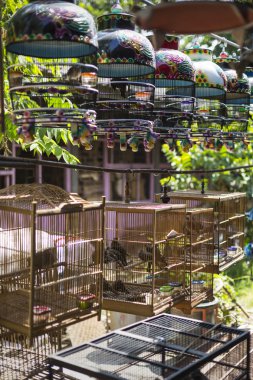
[161,139,253,196]
[214,274,243,326]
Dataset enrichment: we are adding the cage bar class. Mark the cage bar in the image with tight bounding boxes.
[175,208,214,314]
[103,202,186,316]
[8,61,98,133]
[0,184,104,338]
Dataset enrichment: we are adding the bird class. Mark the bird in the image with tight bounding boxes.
[111,239,128,266]
[102,278,117,294]
[112,279,129,293]
[139,244,167,271]
[166,229,181,239]
[27,247,57,270]
[103,244,128,267]
[110,78,127,98]
[63,65,82,85]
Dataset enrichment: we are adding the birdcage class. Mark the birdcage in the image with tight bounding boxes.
[152,49,195,118]
[6,0,99,149]
[103,202,186,317]
[160,190,246,273]
[0,184,104,338]
[8,61,98,145]
[95,3,156,152]
[176,208,214,313]
[0,325,63,380]
[48,313,250,380]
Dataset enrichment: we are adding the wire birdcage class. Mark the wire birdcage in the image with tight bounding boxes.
[153,48,195,118]
[6,0,99,149]
[0,184,104,338]
[160,190,246,273]
[48,313,250,380]
[103,202,186,316]
[8,60,98,144]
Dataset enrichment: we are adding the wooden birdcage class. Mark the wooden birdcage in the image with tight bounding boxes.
[103,202,186,316]
[0,184,104,339]
[176,208,214,314]
[0,325,63,380]
[157,190,246,273]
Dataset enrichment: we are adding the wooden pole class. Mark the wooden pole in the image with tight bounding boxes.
[0,6,5,134]
[29,201,37,346]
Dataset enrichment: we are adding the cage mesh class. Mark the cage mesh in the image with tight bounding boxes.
[48,313,250,380]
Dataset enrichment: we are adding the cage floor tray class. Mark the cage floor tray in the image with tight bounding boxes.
[103,283,184,316]
[0,289,98,335]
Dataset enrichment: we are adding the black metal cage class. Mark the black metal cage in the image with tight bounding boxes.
[48,313,250,380]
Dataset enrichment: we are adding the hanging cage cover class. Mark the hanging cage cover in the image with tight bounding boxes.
[97,8,155,78]
[6,0,98,58]
[155,49,195,87]
[135,0,253,35]
[184,46,227,99]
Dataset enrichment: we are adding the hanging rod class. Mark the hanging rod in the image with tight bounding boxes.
[210,33,240,49]
[1,155,253,175]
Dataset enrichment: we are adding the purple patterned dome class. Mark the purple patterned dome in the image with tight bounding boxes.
[6,0,98,58]
[155,49,195,88]
[97,5,155,78]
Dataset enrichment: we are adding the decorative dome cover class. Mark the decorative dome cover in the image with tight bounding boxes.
[183,45,227,97]
[225,69,251,95]
[213,51,238,64]
[6,0,98,58]
[147,33,179,50]
[155,49,195,87]
[97,3,155,78]
[161,35,180,50]
[183,46,212,62]
[194,61,227,93]
[97,11,135,31]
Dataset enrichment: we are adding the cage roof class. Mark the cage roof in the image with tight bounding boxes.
[0,183,92,212]
[49,313,249,380]
[166,190,246,201]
